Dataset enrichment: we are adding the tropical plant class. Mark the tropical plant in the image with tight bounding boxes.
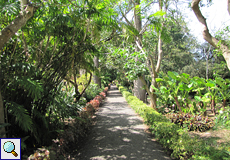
[156,71,192,112]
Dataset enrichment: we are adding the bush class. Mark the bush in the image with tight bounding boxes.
[99,92,106,99]
[84,84,103,101]
[215,108,230,129]
[27,86,109,159]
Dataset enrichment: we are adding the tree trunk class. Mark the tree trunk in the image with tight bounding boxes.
[149,93,157,109]
[211,98,216,115]
[223,99,226,108]
[0,5,36,49]
[192,0,230,70]
[134,78,146,102]
[0,89,6,138]
[174,96,182,112]
[133,0,146,102]
[139,76,157,110]
[93,56,101,88]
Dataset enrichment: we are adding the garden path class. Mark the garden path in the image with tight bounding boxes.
[75,85,171,160]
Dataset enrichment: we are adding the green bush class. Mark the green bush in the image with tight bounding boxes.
[117,84,230,160]
[84,84,103,102]
[215,108,230,129]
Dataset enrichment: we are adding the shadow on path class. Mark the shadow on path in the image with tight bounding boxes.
[75,85,171,160]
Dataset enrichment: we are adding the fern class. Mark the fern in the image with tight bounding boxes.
[32,109,48,129]
[17,77,43,101]
[6,102,32,132]
[21,136,30,150]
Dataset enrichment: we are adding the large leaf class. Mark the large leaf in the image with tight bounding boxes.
[168,71,178,80]
[6,102,33,132]
[156,78,164,82]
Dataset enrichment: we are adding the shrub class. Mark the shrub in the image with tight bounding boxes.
[103,87,109,95]
[215,108,230,129]
[88,99,100,109]
[94,95,103,103]
[99,92,106,99]
[84,84,103,101]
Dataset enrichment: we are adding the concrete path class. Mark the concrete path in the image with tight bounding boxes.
[75,85,171,160]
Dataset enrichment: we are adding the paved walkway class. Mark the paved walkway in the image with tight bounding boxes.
[75,85,171,160]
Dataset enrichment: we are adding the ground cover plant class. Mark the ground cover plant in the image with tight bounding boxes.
[117,84,230,160]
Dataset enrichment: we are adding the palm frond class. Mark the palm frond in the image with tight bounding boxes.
[6,102,32,132]
[17,77,43,101]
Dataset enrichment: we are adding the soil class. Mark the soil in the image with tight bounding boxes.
[189,128,230,146]
[73,85,171,160]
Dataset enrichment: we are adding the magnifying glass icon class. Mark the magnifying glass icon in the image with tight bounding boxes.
[3,141,18,157]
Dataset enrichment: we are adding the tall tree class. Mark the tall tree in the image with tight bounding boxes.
[133,0,146,101]
[0,0,37,138]
[191,0,230,70]
[93,56,101,88]
[0,0,37,49]
[138,0,168,109]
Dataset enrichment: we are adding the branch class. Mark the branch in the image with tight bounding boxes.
[191,0,230,70]
[0,5,36,49]
[135,37,157,76]
[119,6,134,27]
[64,77,76,87]
[191,0,218,48]
[156,33,163,73]
[139,20,149,35]
[79,71,92,96]
[148,54,157,78]
[135,39,147,59]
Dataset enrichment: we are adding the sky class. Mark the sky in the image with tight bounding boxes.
[125,0,230,44]
[180,0,230,43]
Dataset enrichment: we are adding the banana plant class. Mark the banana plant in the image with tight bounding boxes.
[191,76,207,114]
[215,77,230,108]
[205,79,219,115]
[194,93,210,116]
[156,71,191,112]
[151,85,173,110]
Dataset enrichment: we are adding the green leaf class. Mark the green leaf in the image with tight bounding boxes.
[168,71,178,80]
[156,78,164,82]
[151,85,159,92]
[194,96,202,102]
[153,10,166,17]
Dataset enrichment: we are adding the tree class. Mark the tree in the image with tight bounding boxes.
[93,56,101,88]
[118,0,146,101]
[137,0,169,109]
[0,0,37,49]
[0,0,37,138]
[191,0,230,70]
[0,0,117,147]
